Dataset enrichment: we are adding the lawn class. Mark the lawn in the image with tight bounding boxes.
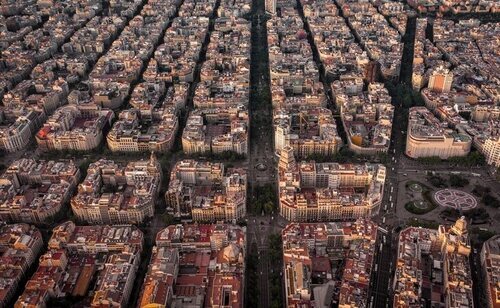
[404,181,437,214]
[405,199,437,215]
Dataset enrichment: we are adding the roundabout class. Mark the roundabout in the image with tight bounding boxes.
[434,189,477,210]
[255,163,267,171]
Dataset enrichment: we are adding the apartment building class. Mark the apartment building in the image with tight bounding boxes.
[333,81,394,155]
[274,106,342,158]
[266,0,277,14]
[300,0,370,81]
[337,0,403,79]
[0,159,80,223]
[481,235,500,308]
[0,224,43,307]
[36,104,114,151]
[15,221,143,308]
[278,146,386,221]
[182,105,249,155]
[71,153,161,224]
[393,217,473,307]
[428,65,453,93]
[406,107,471,158]
[166,160,247,222]
[138,223,245,307]
[282,219,377,307]
[0,108,45,152]
[267,7,326,110]
[107,108,179,153]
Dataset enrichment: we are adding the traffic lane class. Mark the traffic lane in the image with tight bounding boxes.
[371,232,393,308]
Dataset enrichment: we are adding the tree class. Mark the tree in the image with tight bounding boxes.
[482,194,500,208]
[448,152,486,166]
[264,201,275,214]
[471,227,496,242]
[376,152,390,164]
[245,242,260,307]
[252,184,276,214]
[449,174,469,187]
[464,208,489,221]
[161,213,175,225]
[418,156,442,165]
[407,218,440,229]
[267,233,283,308]
[472,185,490,197]
[427,174,447,188]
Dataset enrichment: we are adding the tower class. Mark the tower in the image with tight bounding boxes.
[278,146,296,171]
[451,216,468,237]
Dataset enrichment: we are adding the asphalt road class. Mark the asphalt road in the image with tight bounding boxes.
[246,0,280,305]
[246,215,287,307]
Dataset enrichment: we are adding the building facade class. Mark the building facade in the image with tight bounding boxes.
[405,107,471,159]
[166,160,247,222]
[0,159,80,223]
[15,221,143,308]
[0,224,43,307]
[282,219,377,307]
[481,235,500,308]
[274,106,341,158]
[107,108,178,153]
[71,153,161,224]
[36,104,113,151]
[393,218,473,307]
[182,106,249,156]
[278,146,386,221]
[139,223,246,307]
[428,66,453,93]
[265,0,276,14]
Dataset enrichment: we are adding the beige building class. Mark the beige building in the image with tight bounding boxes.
[0,159,80,223]
[265,0,276,14]
[406,107,471,159]
[274,106,341,158]
[16,222,143,308]
[141,223,246,308]
[71,153,161,224]
[333,81,394,155]
[278,146,386,222]
[107,108,178,153]
[182,106,248,155]
[166,160,247,222]
[282,220,377,308]
[393,217,473,308]
[0,109,45,153]
[476,136,500,167]
[36,105,113,152]
[0,224,44,308]
[481,235,500,308]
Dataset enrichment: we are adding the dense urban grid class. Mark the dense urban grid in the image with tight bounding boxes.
[0,0,499,307]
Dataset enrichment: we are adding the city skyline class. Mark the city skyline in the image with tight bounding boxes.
[0,0,499,307]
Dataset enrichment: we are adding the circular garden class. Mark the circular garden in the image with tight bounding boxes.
[404,181,437,215]
[434,189,477,211]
